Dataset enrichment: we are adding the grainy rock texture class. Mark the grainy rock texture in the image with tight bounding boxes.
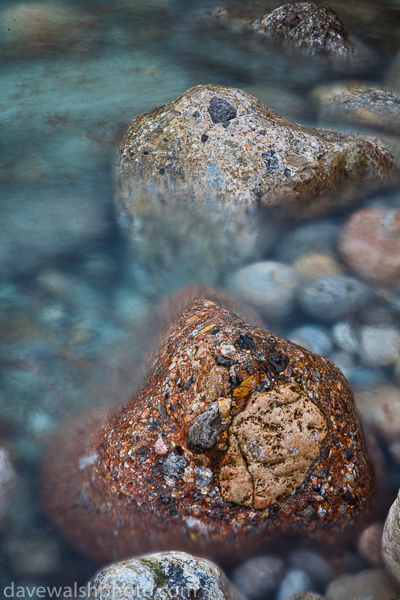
[85,551,244,600]
[382,489,400,587]
[252,2,356,60]
[339,206,400,286]
[116,84,398,220]
[313,83,400,134]
[42,299,373,565]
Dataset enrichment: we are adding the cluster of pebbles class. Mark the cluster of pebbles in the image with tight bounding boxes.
[2,0,400,600]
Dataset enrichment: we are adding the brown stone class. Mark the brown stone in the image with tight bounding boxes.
[42,299,374,565]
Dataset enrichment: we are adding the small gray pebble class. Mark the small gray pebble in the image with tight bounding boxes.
[288,325,332,356]
[298,276,370,321]
[288,549,335,588]
[276,570,313,600]
[232,555,285,599]
[162,452,187,478]
[187,410,221,452]
[275,221,339,263]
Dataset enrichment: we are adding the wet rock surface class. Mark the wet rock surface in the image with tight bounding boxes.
[85,551,244,600]
[382,489,400,587]
[116,84,398,220]
[325,568,397,600]
[313,83,400,134]
[42,299,374,565]
[252,3,354,59]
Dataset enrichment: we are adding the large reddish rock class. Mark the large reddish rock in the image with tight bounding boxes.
[42,299,373,565]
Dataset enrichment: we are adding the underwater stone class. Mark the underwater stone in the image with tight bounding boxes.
[116,84,398,220]
[42,299,374,565]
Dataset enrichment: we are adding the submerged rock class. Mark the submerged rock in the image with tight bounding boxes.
[339,206,400,286]
[326,569,397,600]
[0,448,17,520]
[42,299,373,565]
[252,2,360,61]
[85,551,244,600]
[116,84,398,222]
[313,83,400,135]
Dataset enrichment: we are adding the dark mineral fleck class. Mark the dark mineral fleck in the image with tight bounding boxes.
[262,149,280,174]
[187,410,221,452]
[235,334,255,350]
[192,111,200,118]
[269,350,289,372]
[201,134,209,143]
[208,97,237,124]
[162,452,187,478]
[284,167,291,177]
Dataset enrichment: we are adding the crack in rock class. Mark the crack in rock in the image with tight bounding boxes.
[219,382,328,509]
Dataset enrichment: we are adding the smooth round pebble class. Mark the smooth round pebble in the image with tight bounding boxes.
[276,570,313,600]
[389,441,400,465]
[358,523,384,567]
[355,385,400,441]
[331,322,359,354]
[298,276,370,321]
[275,221,340,263]
[232,555,285,599]
[293,253,343,282]
[339,206,400,286]
[349,366,385,390]
[359,326,400,367]
[0,448,17,519]
[230,261,298,319]
[326,569,397,600]
[85,551,244,600]
[287,325,332,356]
[288,549,335,588]
[383,489,400,587]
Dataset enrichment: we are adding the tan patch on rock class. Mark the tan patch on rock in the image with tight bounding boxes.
[220,383,328,509]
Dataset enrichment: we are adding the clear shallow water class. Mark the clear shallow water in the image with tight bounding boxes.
[1,0,400,595]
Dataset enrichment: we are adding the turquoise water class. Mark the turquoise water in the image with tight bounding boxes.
[1,0,400,595]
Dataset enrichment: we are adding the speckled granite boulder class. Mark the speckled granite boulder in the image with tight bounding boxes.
[313,83,400,134]
[252,2,363,63]
[382,489,400,586]
[116,84,398,221]
[85,551,244,600]
[42,299,373,565]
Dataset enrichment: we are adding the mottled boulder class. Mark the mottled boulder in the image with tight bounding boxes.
[382,489,400,587]
[42,299,373,565]
[116,84,398,221]
[313,83,400,134]
[85,551,244,600]
[253,3,354,58]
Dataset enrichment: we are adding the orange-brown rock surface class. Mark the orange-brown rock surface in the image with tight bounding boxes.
[42,299,374,565]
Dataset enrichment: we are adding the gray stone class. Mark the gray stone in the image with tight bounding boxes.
[359,326,400,367]
[276,569,313,600]
[230,261,298,319]
[288,549,335,588]
[313,82,400,134]
[326,569,397,600]
[383,489,400,587]
[187,410,221,452]
[84,551,245,600]
[252,2,366,66]
[162,452,187,478]
[331,322,359,355]
[298,275,370,322]
[275,221,340,263]
[287,325,332,356]
[116,84,398,221]
[232,555,285,599]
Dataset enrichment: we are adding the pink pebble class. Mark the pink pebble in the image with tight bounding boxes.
[339,206,400,286]
[154,437,168,455]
